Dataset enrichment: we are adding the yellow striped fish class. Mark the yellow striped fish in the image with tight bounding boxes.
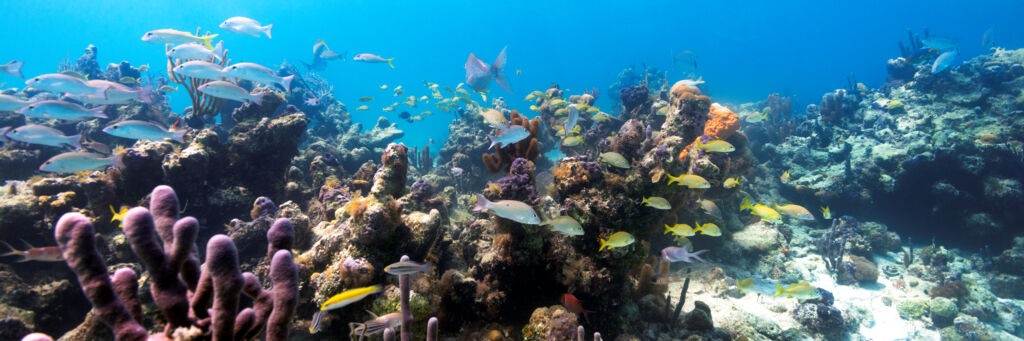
[309,285,383,334]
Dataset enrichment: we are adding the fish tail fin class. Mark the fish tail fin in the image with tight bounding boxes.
[67,134,82,149]
[487,135,498,150]
[212,41,224,61]
[281,74,295,92]
[666,174,679,186]
[110,153,125,170]
[0,240,21,257]
[386,58,394,69]
[774,284,784,297]
[740,197,752,211]
[422,262,434,274]
[664,224,672,235]
[491,47,512,93]
[472,194,489,212]
[199,34,218,49]
[251,93,264,106]
[9,60,23,79]
[262,24,273,39]
[138,85,154,104]
[91,105,108,119]
[171,129,187,143]
[309,310,325,334]
[598,238,608,251]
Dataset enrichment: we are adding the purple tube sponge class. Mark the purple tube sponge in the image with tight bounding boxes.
[266,218,294,262]
[207,235,243,341]
[54,213,148,341]
[123,206,196,331]
[149,185,202,291]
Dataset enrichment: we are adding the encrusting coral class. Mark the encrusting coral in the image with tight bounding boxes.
[482,110,541,173]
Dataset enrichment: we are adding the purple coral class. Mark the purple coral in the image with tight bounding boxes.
[496,158,537,204]
[51,185,298,340]
[251,196,278,220]
[410,179,434,203]
[620,85,649,114]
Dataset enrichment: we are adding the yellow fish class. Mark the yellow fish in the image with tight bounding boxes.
[598,231,635,251]
[549,99,567,107]
[382,107,395,112]
[138,64,150,72]
[664,223,695,237]
[419,95,429,102]
[356,105,369,111]
[657,106,670,115]
[820,206,832,220]
[110,205,129,228]
[562,136,583,146]
[554,108,568,116]
[309,285,384,333]
[479,91,488,103]
[403,100,417,107]
[380,84,388,89]
[525,93,536,101]
[696,139,735,153]
[641,196,671,210]
[529,105,540,111]
[592,112,613,122]
[740,198,782,223]
[723,177,740,188]
[738,278,754,293]
[780,170,790,182]
[745,111,767,123]
[410,115,423,121]
[773,203,815,221]
[774,281,818,299]
[666,173,710,189]
[693,221,721,237]
[421,110,433,116]
[585,106,600,114]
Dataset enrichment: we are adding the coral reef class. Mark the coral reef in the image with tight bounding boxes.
[481,110,541,173]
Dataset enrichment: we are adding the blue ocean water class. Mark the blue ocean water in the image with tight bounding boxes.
[3,0,1021,155]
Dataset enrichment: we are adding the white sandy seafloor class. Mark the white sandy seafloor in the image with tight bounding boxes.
[665,247,1024,341]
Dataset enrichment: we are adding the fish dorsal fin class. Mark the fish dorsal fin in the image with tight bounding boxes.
[364,309,378,319]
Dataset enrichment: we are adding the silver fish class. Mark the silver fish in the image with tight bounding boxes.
[219,16,273,38]
[464,46,511,93]
[4,124,80,148]
[19,100,107,121]
[541,216,583,236]
[487,125,529,149]
[698,199,723,219]
[172,60,227,81]
[384,260,432,275]
[39,152,123,173]
[66,80,153,105]
[103,120,186,143]
[564,104,579,136]
[141,29,217,48]
[1,60,24,79]
[197,81,264,104]
[222,62,295,92]
[350,312,402,338]
[167,42,224,62]
[661,246,708,263]
[0,94,34,111]
[472,194,540,225]
[25,73,109,98]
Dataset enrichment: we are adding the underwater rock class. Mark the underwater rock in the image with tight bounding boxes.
[523,305,579,341]
[73,45,103,81]
[731,222,784,253]
[792,301,846,340]
[227,112,309,196]
[928,296,958,327]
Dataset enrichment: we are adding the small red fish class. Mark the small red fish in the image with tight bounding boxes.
[1,240,63,262]
[561,293,592,324]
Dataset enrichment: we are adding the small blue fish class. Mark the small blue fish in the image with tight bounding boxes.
[472,194,540,224]
[931,50,958,74]
[487,125,530,149]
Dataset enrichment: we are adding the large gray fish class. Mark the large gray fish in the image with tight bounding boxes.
[472,194,540,224]
[3,124,80,148]
[464,46,511,93]
[1,60,24,79]
[172,60,227,81]
[39,152,123,173]
[487,125,530,149]
[197,81,264,104]
[0,94,35,111]
[19,100,107,120]
[26,74,109,98]
[222,62,295,92]
[102,120,186,143]
[922,37,956,52]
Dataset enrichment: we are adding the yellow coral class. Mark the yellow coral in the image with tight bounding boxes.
[886,100,904,110]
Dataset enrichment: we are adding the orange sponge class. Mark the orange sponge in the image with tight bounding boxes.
[678,103,740,161]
